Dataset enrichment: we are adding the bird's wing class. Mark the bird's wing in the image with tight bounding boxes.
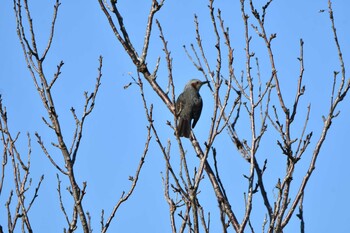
[191,95,203,128]
[175,92,186,116]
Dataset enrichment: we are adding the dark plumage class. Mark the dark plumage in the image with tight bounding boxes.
[175,79,208,138]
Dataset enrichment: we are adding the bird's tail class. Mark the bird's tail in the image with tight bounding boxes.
[177,118,191,138]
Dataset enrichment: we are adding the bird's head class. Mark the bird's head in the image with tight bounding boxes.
[186,79,209,91]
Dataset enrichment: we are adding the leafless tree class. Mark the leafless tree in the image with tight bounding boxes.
[0,0,348,232]
[98,0,349,232]
[1,0,150,232]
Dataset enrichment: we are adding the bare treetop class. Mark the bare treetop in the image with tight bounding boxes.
[0,0,349,232]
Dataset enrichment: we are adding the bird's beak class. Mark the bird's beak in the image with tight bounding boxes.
[201,80,212,91]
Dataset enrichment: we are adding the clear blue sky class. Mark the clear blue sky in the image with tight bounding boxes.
[1,0,349,232]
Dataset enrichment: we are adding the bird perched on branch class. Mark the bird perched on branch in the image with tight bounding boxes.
[175,79,209,138]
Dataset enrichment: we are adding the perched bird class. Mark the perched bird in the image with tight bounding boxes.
[175,79,209,138]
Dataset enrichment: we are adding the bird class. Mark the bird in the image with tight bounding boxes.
[175,79,209,138]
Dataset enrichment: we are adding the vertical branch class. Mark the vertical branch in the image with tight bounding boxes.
[198,205,210,233]
[193,15,213,81]
[290,39,305,123]
[162,142,177,233]
[41,0,60,60]
[140,0,164,62]
[328,0,346,96]
[0,96,8,195]
[239,1,256,231]
[0,97,44,233]
[296,194,305,233]
[250,0,288,115]
[70,56,103,165]
[239,1,276,231]
[56,174,70,228]
[155,19,174,97]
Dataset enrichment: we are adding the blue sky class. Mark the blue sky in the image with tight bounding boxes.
[1,0,350,232]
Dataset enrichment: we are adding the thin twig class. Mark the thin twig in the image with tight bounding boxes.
[101,80,152,232]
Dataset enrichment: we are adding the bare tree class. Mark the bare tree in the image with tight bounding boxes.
[1,0,150,232]
[98,0,349,232]
[0,0,348,232]
[12,0,101,231]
